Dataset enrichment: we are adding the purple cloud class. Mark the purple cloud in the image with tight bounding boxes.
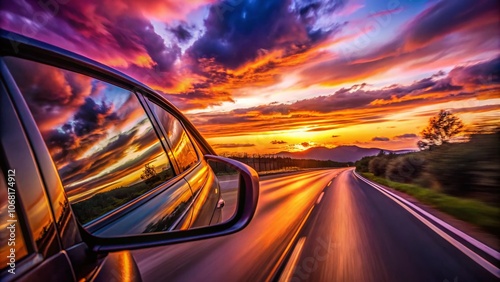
[394,133,417,139]
[372,137,390,141]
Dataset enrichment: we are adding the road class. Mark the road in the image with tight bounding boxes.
[132,168,497,282]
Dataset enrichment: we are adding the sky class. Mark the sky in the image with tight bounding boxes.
[1,0,499,155]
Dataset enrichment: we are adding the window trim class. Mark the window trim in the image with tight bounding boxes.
[136,93,182,175]
[143,95,201,175]
[0,59,61,280]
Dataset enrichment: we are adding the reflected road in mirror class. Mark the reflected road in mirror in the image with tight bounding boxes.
[216,173,239,222]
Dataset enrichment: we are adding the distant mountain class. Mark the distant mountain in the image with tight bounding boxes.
[276,145,412,163]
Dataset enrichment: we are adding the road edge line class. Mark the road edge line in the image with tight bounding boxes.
[278,237,307,282]
[353,170,500,278]
[353,171,500,259]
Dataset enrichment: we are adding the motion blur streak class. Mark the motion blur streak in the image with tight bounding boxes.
[290,169,496,282]
[132,169,344,281]
[132,168,496,281]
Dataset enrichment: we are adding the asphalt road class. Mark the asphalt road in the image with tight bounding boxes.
[279,169,496,282]
[132,168,497,282]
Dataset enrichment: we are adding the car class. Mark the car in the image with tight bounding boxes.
[0,29,259,282]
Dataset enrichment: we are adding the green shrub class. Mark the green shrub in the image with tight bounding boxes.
[368,157,389,176]
[425,133,499,198]
[385,154,426,183]
[355,156,374,172]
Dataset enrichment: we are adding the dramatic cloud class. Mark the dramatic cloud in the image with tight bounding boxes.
[301,0,499,88]
[212,143,256,148]
[45,97,120,165]
[188,0,344,69]
[189,56,499,137]
[74,142,165,196]
[307,125,342,132]
[372,137,390,142]
[271,140,288,145]
[225,65,485,116]
[156,0,348,110]
[168,23,193,42]
[448,57,500,89]
[403,0,499,49]
[59,128,138,187]
[4,57,94,131]
[188,58,500,132]
[1,0,187,78]
[394,133,418,140]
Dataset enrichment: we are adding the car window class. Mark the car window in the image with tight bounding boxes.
[147,101,199,173]
[5,57,176,225]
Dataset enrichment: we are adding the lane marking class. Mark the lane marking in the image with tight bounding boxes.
[327,180,332,186]
[268,205,315,281]
[316,192,325,205]
[268,170,342,281]
[353,171,500,278]
[279,237,307,282]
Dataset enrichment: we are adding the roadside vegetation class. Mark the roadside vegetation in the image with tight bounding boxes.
[355,110,499,235]
[360,173,499,235]
[222,154,352,173]
[72,166,174,224]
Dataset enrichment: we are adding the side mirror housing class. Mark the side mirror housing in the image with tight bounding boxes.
[81,155,259,252]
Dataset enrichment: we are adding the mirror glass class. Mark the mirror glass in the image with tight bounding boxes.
[86,157,241,237]
[207,159,240,223]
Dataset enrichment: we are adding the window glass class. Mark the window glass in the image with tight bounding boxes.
[5,57,175,225]
[148,101,199,172]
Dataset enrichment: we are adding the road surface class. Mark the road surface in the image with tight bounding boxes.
[132,168,497,281]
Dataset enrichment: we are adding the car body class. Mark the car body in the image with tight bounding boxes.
[0,29,259,281]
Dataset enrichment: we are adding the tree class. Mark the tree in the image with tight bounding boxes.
[140,163,158,184]
[419,110,464,150]
[369,157,388,176]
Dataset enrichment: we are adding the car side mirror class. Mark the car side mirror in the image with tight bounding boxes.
[81,155,259,252]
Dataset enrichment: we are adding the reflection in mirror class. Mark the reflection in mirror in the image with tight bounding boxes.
[92,158,241,237]
[207,160,240,223]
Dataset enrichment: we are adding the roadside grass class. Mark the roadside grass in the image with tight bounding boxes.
[360,172,500,236]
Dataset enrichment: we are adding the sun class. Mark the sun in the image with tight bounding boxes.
[288,141,316,152]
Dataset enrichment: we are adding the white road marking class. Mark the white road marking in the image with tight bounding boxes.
[279,237,307,282]
[354,171,500,278]
[316,192,325,205]
[269,205,315,281]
